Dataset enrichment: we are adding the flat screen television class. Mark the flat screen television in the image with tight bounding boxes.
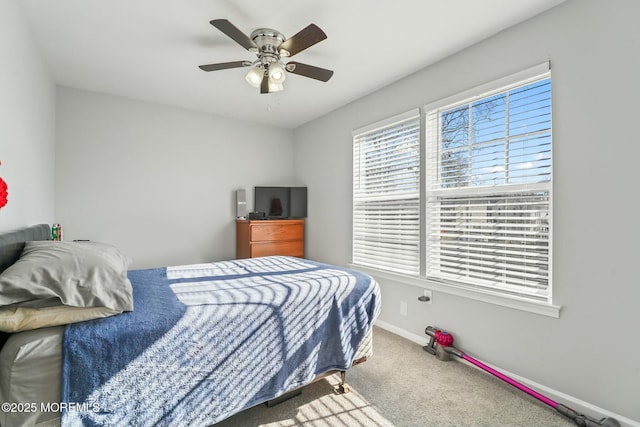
[254,186,307,219]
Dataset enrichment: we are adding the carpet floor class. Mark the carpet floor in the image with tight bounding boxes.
[214,326,574,427]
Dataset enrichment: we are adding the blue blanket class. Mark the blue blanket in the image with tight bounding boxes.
[61,256,380,426]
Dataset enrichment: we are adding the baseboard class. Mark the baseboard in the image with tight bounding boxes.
[374,319,427,346]
[373,320,639,427]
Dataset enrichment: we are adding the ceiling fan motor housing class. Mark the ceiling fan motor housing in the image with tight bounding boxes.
[250,28,287,57]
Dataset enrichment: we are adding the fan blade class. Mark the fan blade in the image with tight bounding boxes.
[210,19,257,52]
[285,61,334,82]
[279,24,327,57]
[199,61,252,72]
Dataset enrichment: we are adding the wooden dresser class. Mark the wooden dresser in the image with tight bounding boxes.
[236,219,304,259]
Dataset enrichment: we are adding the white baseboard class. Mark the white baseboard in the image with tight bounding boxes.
[373,320,639,427]
[374,319,428,346]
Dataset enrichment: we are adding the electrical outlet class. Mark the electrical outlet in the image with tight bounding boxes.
[400,301,408,316]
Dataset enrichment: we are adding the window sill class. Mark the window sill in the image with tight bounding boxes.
[349,264,561,318]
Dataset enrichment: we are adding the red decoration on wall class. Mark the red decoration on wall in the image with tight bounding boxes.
[0,161,8,209]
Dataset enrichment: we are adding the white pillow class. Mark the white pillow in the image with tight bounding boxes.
[0,241,133,312]
[0,305,121,333]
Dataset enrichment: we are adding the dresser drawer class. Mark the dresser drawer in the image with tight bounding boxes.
[251,222,304,242]
[251,241,304,258]
[236,219,305,259]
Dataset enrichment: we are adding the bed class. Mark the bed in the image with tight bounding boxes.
[0,224,380,426]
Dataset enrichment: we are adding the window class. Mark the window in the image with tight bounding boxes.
[353,110,420,275]
[425,71,552,303]
[352,64,554,311]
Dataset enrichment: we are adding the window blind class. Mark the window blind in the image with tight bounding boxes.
[425,76,552,302]
[353,112,420,275]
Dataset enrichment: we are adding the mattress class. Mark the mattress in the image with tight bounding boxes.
[0,325,373,427]
[0,326,64,426]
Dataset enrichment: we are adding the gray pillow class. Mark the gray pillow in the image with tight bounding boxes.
[0,241,133,312]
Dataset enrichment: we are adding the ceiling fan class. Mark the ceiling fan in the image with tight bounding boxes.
[199,19,334,94]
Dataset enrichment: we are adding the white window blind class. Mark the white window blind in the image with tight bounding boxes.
[353,111,420,275]
[425,75,552,302]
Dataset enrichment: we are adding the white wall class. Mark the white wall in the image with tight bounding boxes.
[0,0,55,231]
[56,88,295,268]
[294,0,640,424]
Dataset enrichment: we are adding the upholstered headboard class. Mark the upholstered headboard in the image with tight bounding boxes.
[0,224,51,274]
[0,224,51,346]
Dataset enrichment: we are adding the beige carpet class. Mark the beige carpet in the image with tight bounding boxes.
[215,326,574,427]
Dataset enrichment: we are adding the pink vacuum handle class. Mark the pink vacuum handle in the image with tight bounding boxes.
[461,354,558,408]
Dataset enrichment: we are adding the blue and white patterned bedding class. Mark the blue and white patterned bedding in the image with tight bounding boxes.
[61,256,380,426]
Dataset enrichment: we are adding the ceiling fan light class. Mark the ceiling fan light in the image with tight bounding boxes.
[245,67,263,88]
[268,82,284,92]
[268,63,286,84]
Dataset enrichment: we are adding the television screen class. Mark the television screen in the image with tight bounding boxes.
[289,187,307,219]
[254,186,307,219]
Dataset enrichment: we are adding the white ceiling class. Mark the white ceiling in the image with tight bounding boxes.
[19,0,565,129]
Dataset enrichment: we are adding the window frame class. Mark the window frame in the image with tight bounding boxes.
[350,63,560,318]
